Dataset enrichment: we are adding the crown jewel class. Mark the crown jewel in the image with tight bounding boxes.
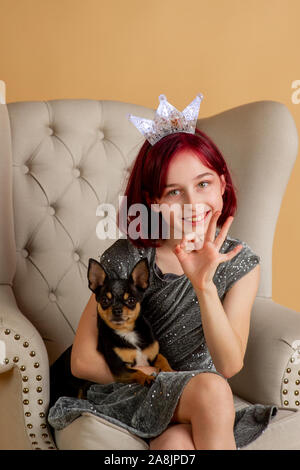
[127,93,204,145]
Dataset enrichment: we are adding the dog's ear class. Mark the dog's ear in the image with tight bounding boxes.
[87,258,107,292]
[129,258,150,291]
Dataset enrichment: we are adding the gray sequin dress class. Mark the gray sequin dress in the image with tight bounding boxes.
[48,228,278,449]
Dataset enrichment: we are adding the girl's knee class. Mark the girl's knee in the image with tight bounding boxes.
[149,424,195,450]
[174,372,235,423]
[190,372,234,403]
[168,374,236,447]
[192,373,235,417]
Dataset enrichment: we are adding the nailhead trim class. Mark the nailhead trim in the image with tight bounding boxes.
[281,354,300,408]
[4,324,300,447]
[0,327,57,450]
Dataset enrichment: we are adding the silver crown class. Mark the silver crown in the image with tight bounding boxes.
[127,93,204,145]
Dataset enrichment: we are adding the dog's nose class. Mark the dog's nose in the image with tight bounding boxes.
[112,307,123,316]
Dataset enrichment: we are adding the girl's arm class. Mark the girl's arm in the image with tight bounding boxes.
[71,293,115,384]
[174,211,260,379]
[194,263,260,379]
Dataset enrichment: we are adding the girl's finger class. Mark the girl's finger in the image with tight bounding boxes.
[173,243,188,262]
[222,243,243,262]
[205,210,221,243]
[180,233,186,249]
[214,216,234,251]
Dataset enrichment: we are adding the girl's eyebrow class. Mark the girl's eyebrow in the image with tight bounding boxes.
[164,172,214,188]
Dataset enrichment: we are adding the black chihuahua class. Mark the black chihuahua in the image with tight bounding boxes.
[49,257,172,407]
[87,257,172,387]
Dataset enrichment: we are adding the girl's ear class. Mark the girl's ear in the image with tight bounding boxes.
[220,174,226,196]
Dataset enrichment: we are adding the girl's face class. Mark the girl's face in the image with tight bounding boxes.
[154,150,226,243]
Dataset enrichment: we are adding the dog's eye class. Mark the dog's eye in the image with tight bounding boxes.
[101,296,111,306]
[127,297,136,306]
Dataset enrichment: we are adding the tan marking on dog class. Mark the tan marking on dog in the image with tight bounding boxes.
[97,302,112,324]
[114,369,156,386]
[123,292,129,300]
[142,341,159,362]
[97,302,141,331]
[106,292,112,299]
[113,347,137,365]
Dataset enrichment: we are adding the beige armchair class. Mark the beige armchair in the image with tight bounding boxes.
[0,81,300,450]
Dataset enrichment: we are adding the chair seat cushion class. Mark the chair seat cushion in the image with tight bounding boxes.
[54,412,149,450]
[233,395,300,449]
[241,408,300,450]
[54,395,300,450]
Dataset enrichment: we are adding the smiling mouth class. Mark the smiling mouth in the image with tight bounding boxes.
[183,210,211,223]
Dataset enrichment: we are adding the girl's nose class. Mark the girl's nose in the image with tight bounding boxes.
[183,192,204,210]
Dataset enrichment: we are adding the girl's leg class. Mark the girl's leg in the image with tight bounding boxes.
[149,423,195,450]
[150,372,236,450]
[171,372,237,450]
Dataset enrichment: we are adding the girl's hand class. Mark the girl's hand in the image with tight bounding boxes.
[173,211,243,291]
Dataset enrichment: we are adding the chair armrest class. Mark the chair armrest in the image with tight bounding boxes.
[0,286,56,450]
[228,297,300,411]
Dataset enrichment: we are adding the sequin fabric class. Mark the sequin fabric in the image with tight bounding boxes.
[48,228,278,449]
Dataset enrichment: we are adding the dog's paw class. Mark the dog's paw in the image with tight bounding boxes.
[133,370,156,387]
[154,353,174,372]
[145,374,156,385]
[137,373,156,387]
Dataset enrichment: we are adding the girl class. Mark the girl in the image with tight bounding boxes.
[48,113,277,451]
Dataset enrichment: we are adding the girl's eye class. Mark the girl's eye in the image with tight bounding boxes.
[166,181,210,197]
[198,181,209,189]
[167,189,180,197]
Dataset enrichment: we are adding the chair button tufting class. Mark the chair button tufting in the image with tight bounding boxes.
[73,252,80,262]
[49,292,57,302]
[21,249,29,258]
[48,206,55,216]
[72,168,81,178]
[48,127,54,136]
[21,165,29,174]
[98,130,104,139]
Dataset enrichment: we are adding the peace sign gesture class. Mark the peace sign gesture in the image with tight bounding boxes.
[173,211,243,291]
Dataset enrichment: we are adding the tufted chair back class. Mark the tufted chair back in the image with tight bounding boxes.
[0,97,298,366]
[0,99,156,365]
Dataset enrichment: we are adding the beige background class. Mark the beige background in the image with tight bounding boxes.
[0,0,299,310]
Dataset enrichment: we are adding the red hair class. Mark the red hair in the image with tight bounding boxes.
[117,128,237,249]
